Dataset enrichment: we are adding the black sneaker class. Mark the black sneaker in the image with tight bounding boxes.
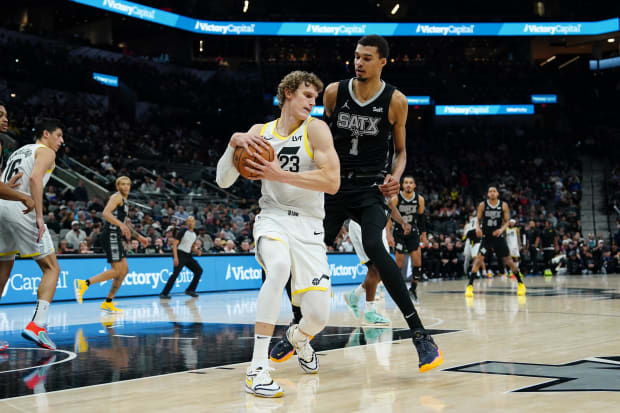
[412,330,443,373]
[159,293,171,299]
[185,290,198,298]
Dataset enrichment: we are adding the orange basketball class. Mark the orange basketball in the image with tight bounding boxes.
[233,141,275,179]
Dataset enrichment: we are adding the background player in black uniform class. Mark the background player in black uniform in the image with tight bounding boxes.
[74,176,148,312]
[160,215,203,298]
[466,186,526,297]
[540,220,559,275]
[524,220,541,275]
[386,175,427,303]
[322,35,441,372]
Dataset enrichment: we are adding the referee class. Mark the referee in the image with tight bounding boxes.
[160,216,203,298]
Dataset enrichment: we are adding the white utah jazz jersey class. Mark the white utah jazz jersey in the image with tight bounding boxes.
[258,117,324,219]
[1,144,54,197]
[506,227,519,249]
[465,216,478,233]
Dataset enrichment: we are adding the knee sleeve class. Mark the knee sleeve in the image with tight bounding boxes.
[298,290,331,336]
[255,238,291,325]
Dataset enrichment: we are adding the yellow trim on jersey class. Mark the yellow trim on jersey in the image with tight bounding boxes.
[264,236,287,246]
[46,163,55,174]
[259,122,270,136]
[291,286,329,296]
[303,117,315,160]
[20,251,41,258]
[272,118,305,140]
[0,250,19,257]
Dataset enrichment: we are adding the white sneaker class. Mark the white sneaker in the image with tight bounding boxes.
[287,325,319,374]
[245,366,283,398]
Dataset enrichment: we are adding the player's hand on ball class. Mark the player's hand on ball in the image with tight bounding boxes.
[245,155,283,182]
[379,174,399,198]
[230,133,270,153]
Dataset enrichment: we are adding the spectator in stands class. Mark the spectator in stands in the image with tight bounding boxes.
[240,239,253,253]
[45,211,61,234]
[175,205,189,222]
[140,176,157,194]
[210,237,224,253]
[65,220,87,250]
[79,241,94,254]
[100,155,116,175]
[58,240,75,255]
[73,180,89,203]
[197,227,213,252]
[223,240,236,253]
[153,238,166,254]
[87,197,104,212]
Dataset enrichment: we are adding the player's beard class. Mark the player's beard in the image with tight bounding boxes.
[355,74,368,82]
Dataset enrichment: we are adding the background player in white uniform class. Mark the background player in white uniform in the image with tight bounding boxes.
[216,71,340,398]
[462,213,487,277]
[505,219,521,273]
[0,118,64,350]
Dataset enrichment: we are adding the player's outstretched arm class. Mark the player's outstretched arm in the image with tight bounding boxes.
[245,119,340,194]
[215,123,266,188]
[0,182,34,213]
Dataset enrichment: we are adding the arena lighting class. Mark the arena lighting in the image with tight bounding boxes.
[435,105,534,116]
[391,3,400,15]
[608,38,616,42]
[273,96,431,106]
[558,56,579,69]
[589,56,620,70]
[539,55,556,66]
[243,1,249,14]
[531,94,557,104]
[66,1,619,37]
[93,72,119,87]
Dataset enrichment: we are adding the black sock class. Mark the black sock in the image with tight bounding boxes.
[513,271,523,283]
[292,305,302,324]
[105,298,112,303]
[86,280,91,286]
[468,272,475,286]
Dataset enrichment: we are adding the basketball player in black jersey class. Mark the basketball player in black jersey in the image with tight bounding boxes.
[325,35,441,371]
[74,176,148,312]
[465,186,526,297]
[386,175,427,303]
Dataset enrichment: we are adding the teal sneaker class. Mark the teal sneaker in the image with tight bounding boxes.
[362,309,391,326]
[343,291,361,319]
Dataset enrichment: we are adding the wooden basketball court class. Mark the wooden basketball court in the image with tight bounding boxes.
[1,274,619,412]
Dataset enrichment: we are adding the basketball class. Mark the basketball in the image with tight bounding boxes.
[233,141,275,179]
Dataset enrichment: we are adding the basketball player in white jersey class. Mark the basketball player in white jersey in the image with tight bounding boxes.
[0,118,64,350]
[506,219,521,269]
[74,176,148,312]
[462,213,487,277]
[216,71,340,398]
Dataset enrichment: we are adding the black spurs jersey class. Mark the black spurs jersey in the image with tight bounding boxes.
[481,199,504,237]
[329,79,396,184]
[393,191,420,235]
[104,195,128,233]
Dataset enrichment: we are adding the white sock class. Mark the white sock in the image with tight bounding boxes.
[292,325,309,345]
[366,301,377,312]
[354,285,365,297]
[32,300,50,325]
[250,334,271,370]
